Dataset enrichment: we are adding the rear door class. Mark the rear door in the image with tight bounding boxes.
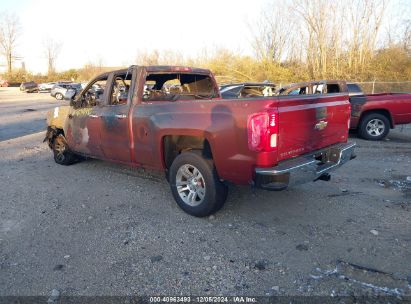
[277,84,350,161]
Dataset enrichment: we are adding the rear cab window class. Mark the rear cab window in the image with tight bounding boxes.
[241,85,275,97]
[279,85,309,95]
[142,73,216,102]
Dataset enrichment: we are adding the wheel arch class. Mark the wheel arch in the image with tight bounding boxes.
[44,126,65,149]
[162,135,214,170]
[360,109,394,128]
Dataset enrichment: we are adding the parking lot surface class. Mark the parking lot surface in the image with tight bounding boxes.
[0,88,69,141]
[0,88,410,298]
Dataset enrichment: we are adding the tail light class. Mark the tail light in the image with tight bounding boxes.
[247,110,278,152]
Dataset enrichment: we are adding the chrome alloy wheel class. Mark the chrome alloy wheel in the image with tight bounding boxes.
[366,119,385,137]
[176,164,206,206]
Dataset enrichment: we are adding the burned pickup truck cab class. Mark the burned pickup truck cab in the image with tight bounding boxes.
[45,66,356,217]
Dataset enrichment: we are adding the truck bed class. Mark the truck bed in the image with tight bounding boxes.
[133,93,350,185]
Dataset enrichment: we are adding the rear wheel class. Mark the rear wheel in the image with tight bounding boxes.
[53,135,76,165]
[55,93,63,100]
[358,113,390,140]
[169,151,227,217]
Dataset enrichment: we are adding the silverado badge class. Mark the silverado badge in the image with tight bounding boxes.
[315,120,328,130]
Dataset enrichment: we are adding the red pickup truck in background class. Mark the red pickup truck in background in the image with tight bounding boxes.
[276,81,411,140]
[45,66,356,216]
[347,83,411,140]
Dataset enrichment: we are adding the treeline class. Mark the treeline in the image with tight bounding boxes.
[1,64,116,85]
[3,43,410,86]
[134,45,411,85]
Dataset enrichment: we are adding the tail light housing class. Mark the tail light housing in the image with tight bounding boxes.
[247,110,278,152]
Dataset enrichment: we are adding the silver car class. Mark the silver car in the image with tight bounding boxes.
[38,82,57,92]
[50,83,81,100]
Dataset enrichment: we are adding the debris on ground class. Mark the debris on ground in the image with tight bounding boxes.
[47,289,60,303]
[370,229,379,236]
[296,244,309,251]
[309,260,410,297]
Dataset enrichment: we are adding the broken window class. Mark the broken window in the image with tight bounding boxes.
[78,76,108,108]
[109,73,131,106]
[326,84,340,94]
[313,84,324,94]
[287,86,308,95]
[142,73,215,102]
[240,86,274,98]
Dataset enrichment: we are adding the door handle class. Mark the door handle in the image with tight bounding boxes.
[88,114,99,118]
[115,114,127,119]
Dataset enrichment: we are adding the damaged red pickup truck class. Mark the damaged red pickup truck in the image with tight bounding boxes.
[45,66,356,216]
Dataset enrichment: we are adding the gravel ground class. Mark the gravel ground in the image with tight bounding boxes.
[0,88,410,299]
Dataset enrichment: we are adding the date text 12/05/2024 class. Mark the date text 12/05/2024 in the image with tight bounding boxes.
[149,296,257,303]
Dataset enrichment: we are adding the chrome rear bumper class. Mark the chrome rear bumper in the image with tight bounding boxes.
[254,142,356,190]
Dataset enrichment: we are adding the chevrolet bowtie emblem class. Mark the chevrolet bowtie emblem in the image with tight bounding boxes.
[315,120,328,130]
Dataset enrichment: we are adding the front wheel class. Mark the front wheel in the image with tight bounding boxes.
[358,113,390,140]
[169,151,227,217]
[52,135,76,165]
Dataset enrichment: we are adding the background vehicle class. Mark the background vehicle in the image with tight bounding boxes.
[276,81,411,140]
[220,82,276,99]
[50,83,81,100]
[45,66,355,217]
[0,79,9,87]
[20,81,38,93]
[38,82,57,92]
[348,83,411,140]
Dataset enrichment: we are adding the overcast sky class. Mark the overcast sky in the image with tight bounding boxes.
[2,0,266,73]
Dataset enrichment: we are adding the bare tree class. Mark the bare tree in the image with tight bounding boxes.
[249,1,295,63]
[404,21,411,50]
[0,12,21,74]
[247,0,394,80]
[43,37,62,75]
[345,0,386,75]
[292,0,346,78]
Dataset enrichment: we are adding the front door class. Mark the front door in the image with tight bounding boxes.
[99,72,132,163]
[66,76,109,158]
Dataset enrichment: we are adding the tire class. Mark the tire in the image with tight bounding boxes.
[52,134,76,165]
[169,151,228,217]
[55,93,63,100]
[358,113,390,140]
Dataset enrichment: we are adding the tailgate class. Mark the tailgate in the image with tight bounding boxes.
[277,94,350,162]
